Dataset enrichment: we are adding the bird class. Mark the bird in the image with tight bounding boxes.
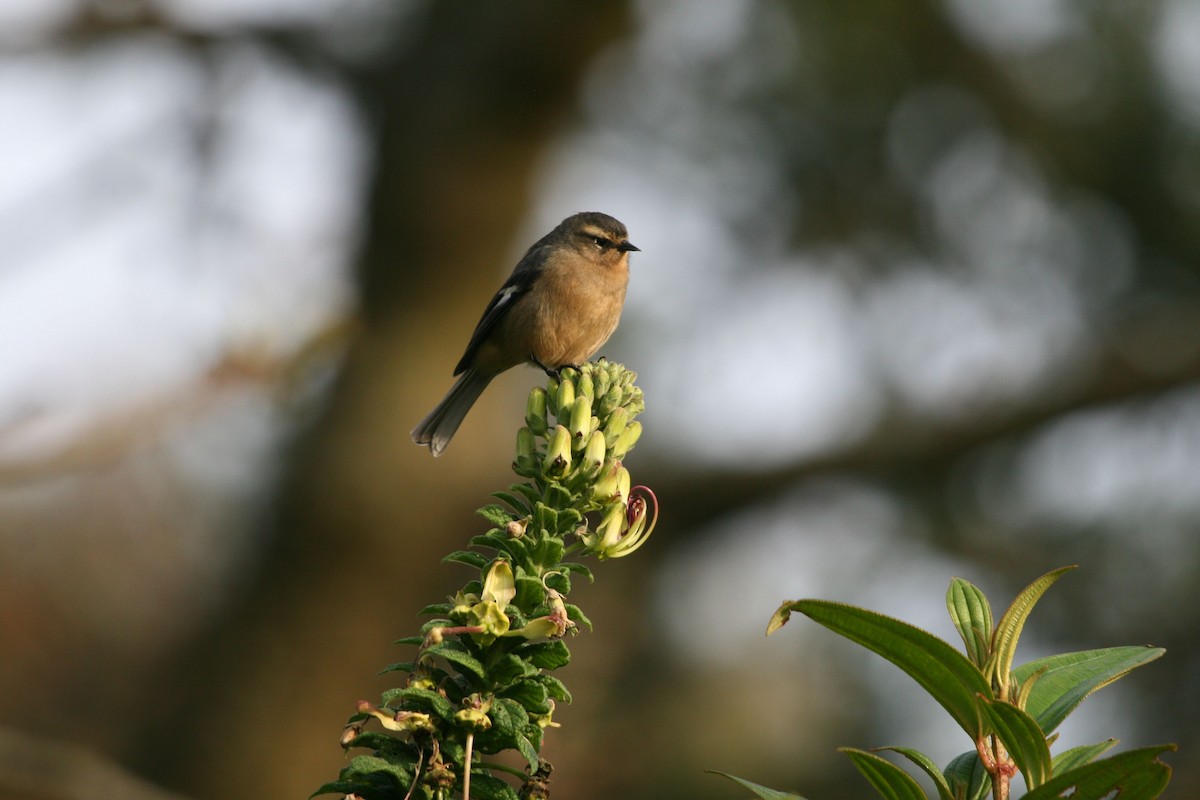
[412,211,639,456]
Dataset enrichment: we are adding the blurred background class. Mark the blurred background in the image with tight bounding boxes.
[1,0,1198,798]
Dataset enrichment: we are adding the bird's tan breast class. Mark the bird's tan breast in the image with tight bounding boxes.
[507,259,628,369]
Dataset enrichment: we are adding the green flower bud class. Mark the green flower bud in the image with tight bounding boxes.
[454,707,492,732]
[602,406,629,446]
[581,430,606,476]
[554,376,575,419]
[524,387,548,436]
[577,370,595,400]
[592,460,630,503]
[610,420,642,459]
[593,366,612,400]
[514,426,537,471]
[542,424,572,476]
[568,395,593,448]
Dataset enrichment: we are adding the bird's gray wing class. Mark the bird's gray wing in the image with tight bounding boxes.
[452,243,550,376]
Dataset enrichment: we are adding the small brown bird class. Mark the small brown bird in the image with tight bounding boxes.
[412,212,639,456]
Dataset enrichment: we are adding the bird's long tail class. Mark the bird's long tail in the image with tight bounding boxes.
[411,368,494,457]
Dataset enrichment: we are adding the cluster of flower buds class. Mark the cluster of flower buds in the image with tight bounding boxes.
[516,361,645,481]
[514,361,656,559]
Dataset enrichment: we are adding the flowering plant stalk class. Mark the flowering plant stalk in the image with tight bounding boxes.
[316,360,656,800]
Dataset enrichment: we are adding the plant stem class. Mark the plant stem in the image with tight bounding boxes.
[463,732,474,800]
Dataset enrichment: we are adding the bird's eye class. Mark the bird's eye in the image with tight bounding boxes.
[591,235,611,249]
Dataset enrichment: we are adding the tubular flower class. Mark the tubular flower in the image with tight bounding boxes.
[579,485,658,560]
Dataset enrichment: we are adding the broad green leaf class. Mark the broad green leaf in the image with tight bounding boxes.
[988,566,1075,695]
[1052,739,1118,774]
[530,536,565,568]
[513,575,546,610]
[875,747,953,800]
[981,699,1052,789]
[706,770,809,800]
[558,561,594,582]
[423,642,487,682]
[466,771,522,800]
[514,730,541,771]
[341,753,413,786]
[786,600,992,737]
[477,504,514,527]
[500,679,551,715]
[1022,744,1174,800]
[532,673,573,703]
[389,686,456,721]
[840,748,929,800]
[520,639,571,669]
[489,653,538,684]
[492,490,532,515]
[565,602,593,631]
[1012,646,1165,734]
[444,550,490,569]
[946,578,993,668]
[944,751,989,800]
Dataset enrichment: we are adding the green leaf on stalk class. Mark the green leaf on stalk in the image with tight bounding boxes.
[558,562,594,582]
[946,578,993,668]
[542,483,573,510]
[500,679,551,715]
[489,653,538,684]
[520,639,571,670]
[781,600,992,737]
[875,747,953,800]
[987,565,1075,695]
[532,673,572,703]
[477,504,514,527]
[530,536,565,569]
[340,753,414,788]
[1012,646,1165,735]
[980,699,1052,789]
[513,575,546,610]
[545,571,571,595]
[840,748,928,800]
[444,550,490,570]
[380,661,414,674]
[706,771,809,800]
[424,642,487,682]
[514,730,541,771]
[1052,739,1118,774]
[492,490,532,515]
[465,771,522,800]
[565,603,592,631]
[1022,744,1174,800]
[389,686,456,721]
[943,751,989,800]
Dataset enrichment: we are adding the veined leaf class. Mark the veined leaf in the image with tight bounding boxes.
[841,748,928,800]
[1022,744,1174,800]
[987,566,1075,695]
[1012,646,1165,735]
[785,599,992,737]
[1052,739,1118,774]
[981,699,1052,789]
[946,578,993,668]
[943,751,990,800]
[875,747,953,800]
[707,771,809,800]
[423,642,487,682]
[477,504,514,527]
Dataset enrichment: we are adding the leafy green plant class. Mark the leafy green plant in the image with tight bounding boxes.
[716,566,1173,800]
[316,361,655,800]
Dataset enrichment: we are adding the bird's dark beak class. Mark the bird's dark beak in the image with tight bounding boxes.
[618,241,640,253]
